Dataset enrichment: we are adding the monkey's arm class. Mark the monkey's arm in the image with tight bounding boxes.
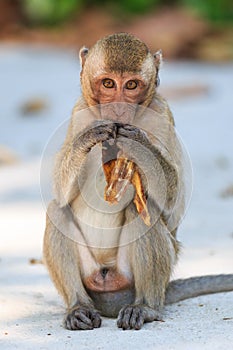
[165,274,233,304]
[116,124,181,232]
[53,120,116,206]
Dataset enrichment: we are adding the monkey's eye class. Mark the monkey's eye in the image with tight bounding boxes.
[125,80,137,90]
[102,79,115,88]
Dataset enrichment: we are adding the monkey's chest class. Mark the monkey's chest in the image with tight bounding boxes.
[72,192,125,249]
[71,146,134,248]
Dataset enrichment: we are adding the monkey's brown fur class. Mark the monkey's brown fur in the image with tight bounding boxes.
[43,33,233,330]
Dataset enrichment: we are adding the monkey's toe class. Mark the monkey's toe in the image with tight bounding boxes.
[117,305,144,330]
[64,307,102,330]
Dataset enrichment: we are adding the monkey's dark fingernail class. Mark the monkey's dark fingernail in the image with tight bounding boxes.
[93,318,102,328]
[77,322,94,330]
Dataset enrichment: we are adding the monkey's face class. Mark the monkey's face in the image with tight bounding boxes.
[90,72,150,121]
[92,73,147,105]
[79,33,162,120]
[81,65,157,121]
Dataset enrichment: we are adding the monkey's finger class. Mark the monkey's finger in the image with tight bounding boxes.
[122,124,147,137]
[117,125,149,145]
[129,306,144,330]
[64,314,93,330]
[74,122,117,152]
[94,120,117,135]
[135,317,144,330]
[118,306,133,330]
[128,307,138,329]
[117,307,130,329]
[71,318,94,330]
[91,313,102,328]
[93,124,117,144]
[116,308,124,328]
[117,125,138,139]
[74,310,94,327]
[135,312,144,330]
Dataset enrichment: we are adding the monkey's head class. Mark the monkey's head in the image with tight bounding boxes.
[79,33,162,120]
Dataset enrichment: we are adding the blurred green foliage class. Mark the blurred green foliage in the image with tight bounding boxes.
[181,0,233,24]
[22,0,82,26]
[94,0,160,14]
[22,0,233,26]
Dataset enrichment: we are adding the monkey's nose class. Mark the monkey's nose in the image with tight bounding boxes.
[113,104,126,117]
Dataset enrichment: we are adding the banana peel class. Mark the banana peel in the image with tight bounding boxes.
[103,157,151,226]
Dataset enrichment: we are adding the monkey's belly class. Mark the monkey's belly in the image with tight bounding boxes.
[86,289,135,318]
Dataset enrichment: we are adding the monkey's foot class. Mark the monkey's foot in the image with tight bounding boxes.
[117,304,162,330]
[64,306,102,330]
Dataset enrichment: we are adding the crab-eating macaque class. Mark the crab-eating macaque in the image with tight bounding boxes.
[43,33,233,330]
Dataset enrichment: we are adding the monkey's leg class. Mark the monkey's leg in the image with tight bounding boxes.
[43,200,101,330]
[117,204,177,330]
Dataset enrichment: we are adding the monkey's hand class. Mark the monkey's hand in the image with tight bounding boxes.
[64,305,102,331]
[117,304,162,330]
[116,124,155,173]
[117,124,152,150]
[74,120,117,153]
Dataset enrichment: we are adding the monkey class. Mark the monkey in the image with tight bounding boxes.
[43,33,233,331]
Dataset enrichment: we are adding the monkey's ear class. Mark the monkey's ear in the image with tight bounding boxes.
[153,49,163,69]
[154,50,162,87]
[79,47,89,68]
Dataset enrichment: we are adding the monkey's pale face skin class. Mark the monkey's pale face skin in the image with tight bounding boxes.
[92,73,148,105]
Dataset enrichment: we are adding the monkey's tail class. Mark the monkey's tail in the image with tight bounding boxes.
[165,274,233,305]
